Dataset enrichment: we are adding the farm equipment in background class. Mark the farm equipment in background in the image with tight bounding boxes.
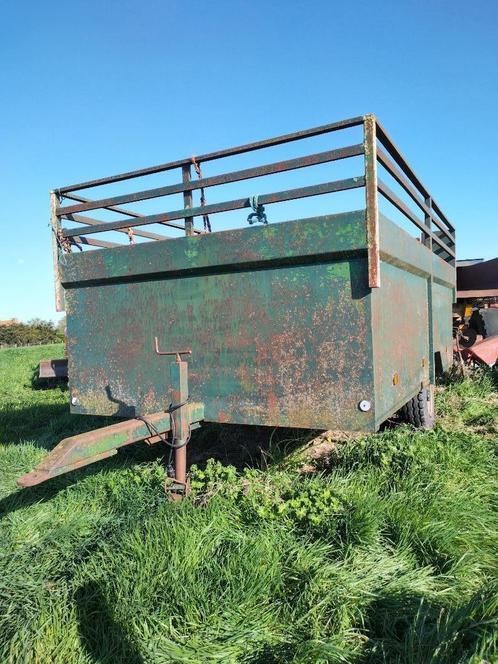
[453,258,498,365]
[38,358,68,383]
[37,331,68,385]
[17,114,456,496]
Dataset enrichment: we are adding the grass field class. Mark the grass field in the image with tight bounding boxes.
[0,344,497,664]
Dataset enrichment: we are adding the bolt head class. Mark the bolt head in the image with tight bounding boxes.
[71,396,78,406]
[359,399,371,412]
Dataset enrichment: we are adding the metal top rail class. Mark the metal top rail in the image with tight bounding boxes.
[51,114,456,310]
[56,116,365,194]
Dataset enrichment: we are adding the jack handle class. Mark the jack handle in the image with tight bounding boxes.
[154,337,192,363]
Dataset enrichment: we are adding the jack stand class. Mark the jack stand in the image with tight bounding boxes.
[154,337,191,500]
[16,339,203,489]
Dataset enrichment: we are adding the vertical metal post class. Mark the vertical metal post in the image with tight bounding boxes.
[182,164,194,236]
[426,275,435,385]
[448,230,456,269]
[170,358,189,491]
[50,191,65,312]
[364,115,380,288]
[424,196,433,250]
[424,197,435,384]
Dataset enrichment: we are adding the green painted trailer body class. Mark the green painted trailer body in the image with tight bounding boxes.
[17,115,458,489]
[61,210,454,433]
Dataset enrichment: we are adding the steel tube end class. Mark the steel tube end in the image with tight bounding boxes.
[16,470,51,488]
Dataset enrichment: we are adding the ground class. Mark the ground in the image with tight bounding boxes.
[0,344,497,664]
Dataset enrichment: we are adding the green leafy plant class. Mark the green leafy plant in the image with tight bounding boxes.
[189,458,239,497]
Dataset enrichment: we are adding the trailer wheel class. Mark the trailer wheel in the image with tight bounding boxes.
[457,326,477,348]
[401,386,435,430]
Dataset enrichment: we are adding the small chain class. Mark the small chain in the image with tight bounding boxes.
[191,156,211,232]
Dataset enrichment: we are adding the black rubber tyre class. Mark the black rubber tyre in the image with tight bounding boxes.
[458,326,477,348]
[400,386,435,430]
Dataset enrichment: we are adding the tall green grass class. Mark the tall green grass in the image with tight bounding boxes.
[0,345,497,663]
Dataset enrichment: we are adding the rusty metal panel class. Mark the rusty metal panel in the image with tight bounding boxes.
[432,281,453,371]
[464,335,498,367]
[371,215,453,426]
[371,261,430,426]
[61,208,455,434]
[457,257,498,297]
[63,211,377,432]
[61,212,367,286]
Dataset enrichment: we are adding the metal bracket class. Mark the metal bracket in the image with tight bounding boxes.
[164,477,189,499]
[247,194,268,225]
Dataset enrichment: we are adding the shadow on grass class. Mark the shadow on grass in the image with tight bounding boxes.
[187,422,318,470]
[75,581,143,664]
[0,402,113,449]
[363,588,491,663]
[0,423,314,519]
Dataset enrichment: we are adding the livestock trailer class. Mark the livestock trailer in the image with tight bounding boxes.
[18,115,456,495]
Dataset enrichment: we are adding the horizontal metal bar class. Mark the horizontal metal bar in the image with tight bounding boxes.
[431,199,454,235]
[58,144,365,216]
[61,192,147,218]
[375,120,454,233]
[376,147,455,244]
[60,192,201,235]
[456,289,498,298]
[433,245,452,259]
[56,116,365,193]
[71,236,124,249]
[62,176,365,238]
[432,231,455,262]
[65,213,169,241]
[377,180,455,259]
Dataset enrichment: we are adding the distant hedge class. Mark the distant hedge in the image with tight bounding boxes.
[0,319,64,347]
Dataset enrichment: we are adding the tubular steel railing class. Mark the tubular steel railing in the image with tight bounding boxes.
[51,114,456,310]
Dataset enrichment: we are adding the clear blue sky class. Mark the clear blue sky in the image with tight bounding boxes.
[1,0,497,322]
